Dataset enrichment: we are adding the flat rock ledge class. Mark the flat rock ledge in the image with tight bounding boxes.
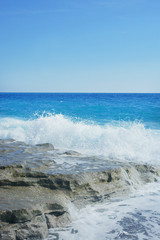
[0,158,159,239]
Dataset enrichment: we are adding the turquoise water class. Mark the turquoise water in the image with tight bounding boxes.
[0,93,160,127]
[0,93,160,163]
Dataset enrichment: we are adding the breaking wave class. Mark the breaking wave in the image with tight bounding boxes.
[0,114,160,164]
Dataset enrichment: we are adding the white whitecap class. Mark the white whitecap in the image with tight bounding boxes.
[0,114,160,164]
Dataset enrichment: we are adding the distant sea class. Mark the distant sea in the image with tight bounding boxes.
[1,92,160,239]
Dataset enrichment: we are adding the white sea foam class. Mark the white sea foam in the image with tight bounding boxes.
[0,114,160,164]
[48,182,160,240]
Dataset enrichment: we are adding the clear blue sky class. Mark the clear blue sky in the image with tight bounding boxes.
[0,0,160,92]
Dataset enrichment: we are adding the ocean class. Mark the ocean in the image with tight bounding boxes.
[0,93,160,239]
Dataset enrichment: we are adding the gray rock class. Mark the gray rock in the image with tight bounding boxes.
[16,215,48,240]
[0,230,16,240]
[45,212,71,228]
[0,209,42,223]
[36,143,54,149]
[64,150,80,156]
[0,139,160,240]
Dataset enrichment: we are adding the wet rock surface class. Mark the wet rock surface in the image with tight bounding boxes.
[0,139,159,240]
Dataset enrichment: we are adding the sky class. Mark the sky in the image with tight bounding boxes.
[0,0,160,93]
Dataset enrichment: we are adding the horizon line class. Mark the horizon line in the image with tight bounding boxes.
[0,92,160,94]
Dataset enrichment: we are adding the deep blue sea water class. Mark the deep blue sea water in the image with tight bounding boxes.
[0,93,160,163]
[0,93,160,127]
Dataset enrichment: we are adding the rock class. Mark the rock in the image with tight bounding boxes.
[0,139,160,240]
[0,139,15,145]
[0,230,16,240]
[45,212,71,228]
[0,209,42,224]
[64,150,80,156]
[16,215,48,240]
[36,143,54,150]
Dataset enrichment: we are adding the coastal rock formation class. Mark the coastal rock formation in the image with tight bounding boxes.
[0,139,159,240]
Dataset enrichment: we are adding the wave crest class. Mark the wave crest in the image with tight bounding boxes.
[0,114,160,163]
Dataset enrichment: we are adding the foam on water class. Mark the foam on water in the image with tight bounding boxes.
[0,114,160,164]
[48,182,160,240]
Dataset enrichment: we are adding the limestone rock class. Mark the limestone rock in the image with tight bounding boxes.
[0,139,160,240]
[45,212,71,228]
[36,143,54,150]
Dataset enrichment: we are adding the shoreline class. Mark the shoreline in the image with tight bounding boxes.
[0,139,159,240]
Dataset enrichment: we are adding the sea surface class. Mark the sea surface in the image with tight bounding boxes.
[0,93,160,239]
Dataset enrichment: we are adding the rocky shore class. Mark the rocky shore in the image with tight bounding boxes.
[0,139,159,240]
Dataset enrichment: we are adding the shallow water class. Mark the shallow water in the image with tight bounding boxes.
[0,139,126,174]
[47,182,160,240]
